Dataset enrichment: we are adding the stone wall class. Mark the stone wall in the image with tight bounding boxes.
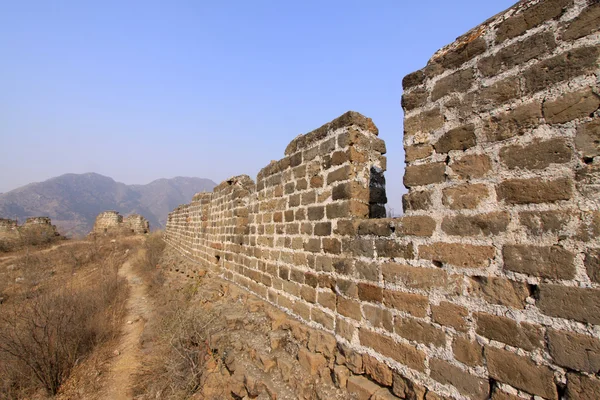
[124,214,150,234]
[0,218,18,234]
[92,211,149,235]
[165,1,600,399]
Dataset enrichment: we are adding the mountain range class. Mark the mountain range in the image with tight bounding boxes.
[0,173,216,236]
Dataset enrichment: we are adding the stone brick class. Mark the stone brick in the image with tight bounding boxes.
[292,300,311,320]
[337,296,362,321]
[565,372,600,400]
[395,215,436,237]
[543,87,600,124]
[519,210,572,236]
[318,291,336,310]
[452,336,483,366]
[402,87,428,111]
[333,181,369,202]
[333,364,350,388]
[430,358,489,400]
[311,308,334,330]
[562,3,600,41]
[497,178,572,204]
[548,329,600,373]
[363,304,393,332]
[524,46,599,94]
[335,317,356,341]
[442,212,509,237]
[383,263,454,291]
[374,239,414,259]
[395,318,445,347]
[468,276,529,309]
[355,260,380,281]
[402,69,425,90]
[482,101,543,142]
[419,242,495,268]
[404,108,444,137]
[300,285,316,303]
[475,313,543,351]
[500,138,572,170]
[358,219,393,236]
[298,348,327,376]
[363,354,393,386]
[476,77,521,110]
[503,245,575,279]
[327,165,352,185]
[431,36,487,70]
[585,249,600,284]
[434,124,476,154]
[359,329,426,372]
[404,162,446,188]
[307,206,324,221]
[334,219,359,236]
[303,238,321,253]
[442,184,488,209]
[392,373,427,399]
[539,285,600,325]
[371,388,398,400]
[405,143,433,162]
[432,68,475,101]
[575,119,600,158]
[345,238,374,257]
[431,301,468,332]
[383,289,428,317]
[322,238,341,254]
[490,389,522,400]
[347,375,381,400]
[402,190,432,212]
[314,222,331,236]
[496,0,571,43]
[486,347,557,399]
[450,154,491,179]
[358,283,383,303]
[479,31,556,77]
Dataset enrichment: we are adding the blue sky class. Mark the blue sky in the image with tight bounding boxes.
[0,0,515,212]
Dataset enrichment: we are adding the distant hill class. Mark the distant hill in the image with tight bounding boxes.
[0,173,216,236]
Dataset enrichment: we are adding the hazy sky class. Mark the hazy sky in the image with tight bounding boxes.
[0,0,515,212]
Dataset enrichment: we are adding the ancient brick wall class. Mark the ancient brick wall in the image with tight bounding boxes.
[92,211,150,235]
[166,1,600,398]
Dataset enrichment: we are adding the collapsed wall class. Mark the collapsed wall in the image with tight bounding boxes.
[92,211,149,235]
[166,1,600,399]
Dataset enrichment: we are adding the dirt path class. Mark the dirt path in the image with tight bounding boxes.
[102,258,151,399]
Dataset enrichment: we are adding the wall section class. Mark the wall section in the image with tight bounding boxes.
[166,1,600,399]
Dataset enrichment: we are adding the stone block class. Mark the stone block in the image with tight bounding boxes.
[548,329,600,373]
[383,289,428,317]
[539,285,600,325]
[468,276,529,309]
[402,190,432,212]
[359,329,426,372]
[442,184,488,209]
[419,242,495,268]
[347,375,382,400]
[434,124,476,153]
[442,212,509,236]
[543,87,600,124]
[500,138,572,170]
[496,0,571,43]
[496,178,572,204]
[297,348,327,376]
[431,301,468,332]
[503,245,574,279]
[363,354,393,386]
[475,312,544,351]
[432,68,475,101]
[404,162,446,188]
[395,318,445,347]
[485,347,557,399]
[575,119,600,158]
[450,154,491,179]
[562,3,600,41]
[430,358,489,400]
[452,336,483,366]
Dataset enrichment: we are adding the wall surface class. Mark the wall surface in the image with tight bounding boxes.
[165,1,600,399]
[92,211,149,235]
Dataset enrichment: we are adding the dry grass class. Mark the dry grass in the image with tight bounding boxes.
[130,236,216,399]
[0,237,136,399]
